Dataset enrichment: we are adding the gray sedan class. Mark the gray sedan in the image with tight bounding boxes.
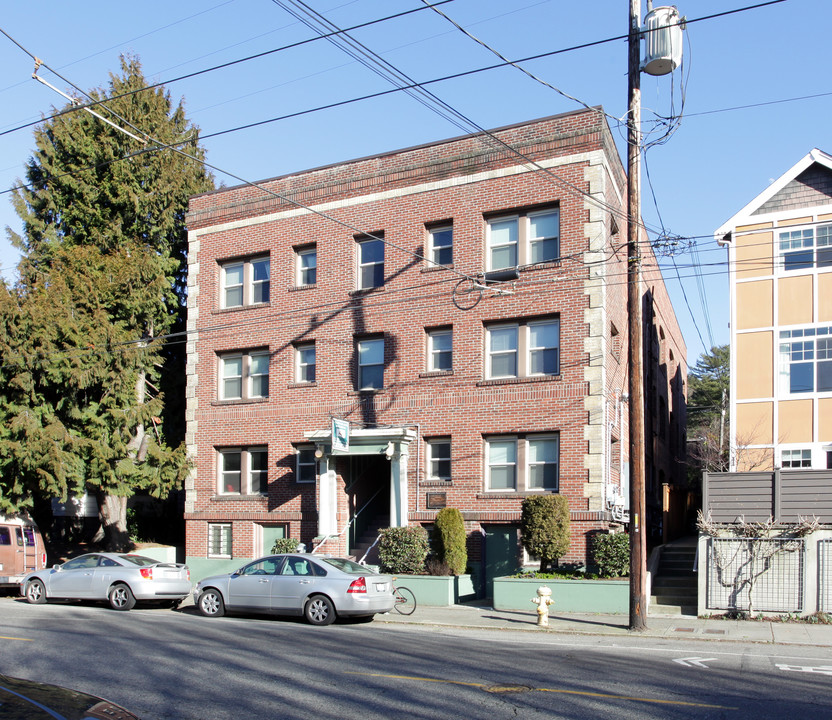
[195,554,395,625]
[21,552,192,610]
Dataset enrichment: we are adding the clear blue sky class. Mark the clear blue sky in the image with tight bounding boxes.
[0,0,827,367]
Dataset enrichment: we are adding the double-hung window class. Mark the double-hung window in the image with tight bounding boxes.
[357,235,385,289]
[487,208,559,271]
[295,342,316,384]
[427,439,451,482]
[219,350,269,400]
[427,328,452,372]
[779,325,832,394]
[485,434,559,492]
[218,447,268,495]
[428,224,453,266]
[486,318,559,379]
[779,224,832,271]
[296,246,317,286]
[295,445,317,483]
[221,256,270,308]
[357,337,384,390]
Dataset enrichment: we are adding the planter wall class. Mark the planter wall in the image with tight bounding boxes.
[394,574,476,606]
[493,577,629,613]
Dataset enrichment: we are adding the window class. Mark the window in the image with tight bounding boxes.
[357,235,384,289]
[487,208,559,270]
[295,445,317,483]
[779,326,832,394]
[427,328,452,372]
[218,447,268,495]
[219,351,269,400]
[295,342,316,383]
[296,246,317,286]
[427,439,451,482]
[428,224,453,266]
[208,523,232,558]
[781,449,812,468]
[485,434,559,492]
[486,318,559,379]
[357,337,384,390]
[779,224,832,271]
[221,256,270,308]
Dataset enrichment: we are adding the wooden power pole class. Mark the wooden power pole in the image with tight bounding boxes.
[627,0,648,632]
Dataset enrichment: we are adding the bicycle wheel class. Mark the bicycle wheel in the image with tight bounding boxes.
[393,586,416,615]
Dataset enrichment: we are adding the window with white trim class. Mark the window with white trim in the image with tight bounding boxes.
[295,342,316,384]
[486,208,559,271]
[426,439,451,482]
[295,445,317,483]
[428,224,453,266]
[218,447,268,495]
[779,224,832,271]
[779,325,832,394]
[357,235,384,289]
[356,337,384,390]
[208,523,232,558]
[485,434,559,492]
[781,448,812,468]
[219,351,269,400]
[220,256,270,308]
[296,245,317,286]
[427,328,452,372]
[486,318,559,379]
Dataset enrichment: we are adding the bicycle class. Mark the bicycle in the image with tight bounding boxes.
[392,580,416,615]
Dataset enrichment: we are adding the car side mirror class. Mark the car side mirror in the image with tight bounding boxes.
[52,564,62,571]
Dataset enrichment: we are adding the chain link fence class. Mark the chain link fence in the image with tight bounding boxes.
[820,540,832,613]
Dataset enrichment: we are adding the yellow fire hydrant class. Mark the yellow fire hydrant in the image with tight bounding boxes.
[532,585,554,627]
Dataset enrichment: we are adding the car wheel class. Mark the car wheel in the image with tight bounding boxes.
[197,588,225,618]
[304,595,336,626]
[108,584,136,611]
[25,579,47,605]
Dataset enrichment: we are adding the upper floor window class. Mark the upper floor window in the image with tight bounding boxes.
[221,256,270,308]
[781,448,812,468]
[485,433,559,492]
[357,235,384,289]
[296,246,317,286]
[295,342,316,384]
[779,325,832,394]
[486,318,559,380]
[427,224,453,266]
[218,447,268,495]
[357,337,384,390]
[427,327,452,372]
[295,445,317,483]
[219,350,269,400]
[426,439,451,482]
[486,208,559,271]
[779,224,832,271]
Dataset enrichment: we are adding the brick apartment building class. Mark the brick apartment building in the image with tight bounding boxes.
[183,108,687,584]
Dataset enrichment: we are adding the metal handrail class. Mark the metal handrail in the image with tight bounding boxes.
[358,534,382,565]
[310,485,383,554]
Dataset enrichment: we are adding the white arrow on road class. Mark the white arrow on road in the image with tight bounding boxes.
[776,664,832,676]
[673,657,716,669]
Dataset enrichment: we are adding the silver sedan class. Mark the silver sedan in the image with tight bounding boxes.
[21,552,192,610]
[195,554,395,625]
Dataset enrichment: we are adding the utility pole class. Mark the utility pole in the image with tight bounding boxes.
[627,0,647,632]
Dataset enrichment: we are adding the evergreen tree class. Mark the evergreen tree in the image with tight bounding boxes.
[0,56,213,548]
[687,345,730,474]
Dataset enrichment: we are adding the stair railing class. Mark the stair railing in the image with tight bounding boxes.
[358,534,382,566]
[310,485,383,555]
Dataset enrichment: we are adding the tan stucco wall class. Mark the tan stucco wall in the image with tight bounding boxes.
[778,399,813,443]
[778,274,814,326]
[736,222,774,232]
[820,273,832,323]
[737,447,774,472]
[736,331,773,399]
[736,280,773,330]
[820,398,832,442]
[777,216,813,227]
[736,231,773,278]
[736,402,773,445]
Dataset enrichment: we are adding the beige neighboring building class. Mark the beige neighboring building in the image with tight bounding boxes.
[716,149,832,471]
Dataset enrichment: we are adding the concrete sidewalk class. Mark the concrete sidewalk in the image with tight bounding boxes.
[375,602,832,647]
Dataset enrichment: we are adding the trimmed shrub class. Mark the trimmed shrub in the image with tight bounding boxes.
[520,494,570,572]
[271,538,302,554]
[378,526,429,574]
[591,532,630,578]
[431,507,467,575]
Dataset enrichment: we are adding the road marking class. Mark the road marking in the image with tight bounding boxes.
[673,657,717,669]
[0,635,34,642]
[776,664,832,676]
[344,671,736,709]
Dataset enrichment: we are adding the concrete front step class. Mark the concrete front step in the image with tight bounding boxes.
[653,577,697,589]
[652,593,697,606]
[649,602,698,616]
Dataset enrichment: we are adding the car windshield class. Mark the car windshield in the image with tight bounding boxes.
[320,557,377,575]
[119,555,157,567]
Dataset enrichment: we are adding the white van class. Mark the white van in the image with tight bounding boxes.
[0,515,47,587]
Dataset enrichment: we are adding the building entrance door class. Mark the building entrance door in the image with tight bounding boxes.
[483,525,521,600]
[346,455,390,556]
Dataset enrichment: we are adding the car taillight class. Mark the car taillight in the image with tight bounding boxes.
[41,553,46,567]
[347,577,367,594]
[140,568,153,579]
[187,569,190,581]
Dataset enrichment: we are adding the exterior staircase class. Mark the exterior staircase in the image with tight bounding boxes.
[349,517,389,566]
[650,537,698,616]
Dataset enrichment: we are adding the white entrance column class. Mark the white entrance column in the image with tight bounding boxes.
[389,443,409,527]
[318,455,338,536]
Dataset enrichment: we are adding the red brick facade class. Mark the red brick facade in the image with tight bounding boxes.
[184,109,686,576]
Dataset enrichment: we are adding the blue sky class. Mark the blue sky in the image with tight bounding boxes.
[0,0,828,367]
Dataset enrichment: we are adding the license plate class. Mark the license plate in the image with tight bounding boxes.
[375,583,388,592]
